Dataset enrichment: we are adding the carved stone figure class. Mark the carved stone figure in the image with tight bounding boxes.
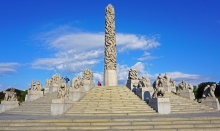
[203,84,216,98]
[163,73,170,85]
[72,76,84,89]
[104,4,116,70]
[137,76,150,88]
[82,69,93,80]
[30,80,42,91]
[128,69,138,80]
[152,87,165,98]
[178,80,187,90]
[51,74,62,85]
[57,83,69,99]
[153,74,164,88]
[170,79,176,87]
[152,74,166,98]
[3,88,17,101]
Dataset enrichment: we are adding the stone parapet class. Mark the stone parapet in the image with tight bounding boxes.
[136,87,154,103]
[25,90,44,102]
[50,99,74,116]
[126,79,139,92]
[201,97,220,110]
[0,101,19,113]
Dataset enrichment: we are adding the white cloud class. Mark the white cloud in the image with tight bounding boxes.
[33,26,160,73]
[0,62,20,76]
[138,52,160,61]
[117,33,160,52]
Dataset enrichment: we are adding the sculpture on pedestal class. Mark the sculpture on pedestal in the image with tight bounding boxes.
[82,69,93,80]
[152,74,165,98]
[203,84,216,98]
[71,76,84,89]
[3,88,17,101]
[51,74,63,85]
[57,83,69,99]
[178,80,193,91]
[30,80,42,91]
[104,4,117,86]
[128,69,138,80]
[137,76,150,88]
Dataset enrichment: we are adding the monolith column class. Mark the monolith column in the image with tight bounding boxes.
[104,4,118,86]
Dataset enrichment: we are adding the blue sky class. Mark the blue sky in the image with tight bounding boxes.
[0,0,220,91]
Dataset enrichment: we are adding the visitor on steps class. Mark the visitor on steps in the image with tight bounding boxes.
[98,81,101,86]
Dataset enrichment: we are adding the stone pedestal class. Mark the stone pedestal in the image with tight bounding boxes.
[83,80,94,92]
[69,88,86,102]
[149,98,171,114]
[25,90,44,102]
[51,99,74,116]
[178,90,195,100]
[171,86,177,93]
[104,70,117,86]
[136,87,154,103]
[0,101,19,113]
[44,87,49,94]
[49,84,59,93]
[201,97,220,110]
[164,85,171,92]
[126,79,139,92]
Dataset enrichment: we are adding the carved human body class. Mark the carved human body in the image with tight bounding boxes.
[152,74,166,98]
[31,80,42,91]
[128,69,138,80]
[3,88,17,101]
[82,69,93,80]
[203,84,216,98]
[137,76,150,88]
[58,83,69,99]
[71,76,84,89]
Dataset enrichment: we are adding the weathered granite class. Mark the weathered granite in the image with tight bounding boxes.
[178,89,195,100]
[149,98,171,114]
[83,80,94,91]
[50,99,74,116]
[3,88,17,101]
[0,101,19,113]
[201,97,220,110]
[126,79,139,92]
[25,90,44,102]
[57,83,69,99]
[136,87,154,103]
[104,4,118,86]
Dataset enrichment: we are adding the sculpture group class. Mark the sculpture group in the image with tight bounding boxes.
[3,88,17,101]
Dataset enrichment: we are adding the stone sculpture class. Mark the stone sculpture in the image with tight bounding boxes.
[82,69,93,80]
[30,80,42,91]
[104,4,118,86]
[178,80,187,90]
[72,76,84,89]
[152,74,165,98]
[128,69,138,80]
[57,83,69,99]
[3,88,17,101]
[137,76,150,88]
[170,79,176,87]
[51,74,63,85]
[178,80,193,91]
[104,4,116,71]
[203,84,216,98]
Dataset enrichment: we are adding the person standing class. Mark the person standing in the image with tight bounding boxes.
[98,81,101,86]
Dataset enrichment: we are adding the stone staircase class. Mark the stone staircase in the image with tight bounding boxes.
[1,116,220,130]
[166,92,217,114]
[65,86,157,116]
[3,92,57,115]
